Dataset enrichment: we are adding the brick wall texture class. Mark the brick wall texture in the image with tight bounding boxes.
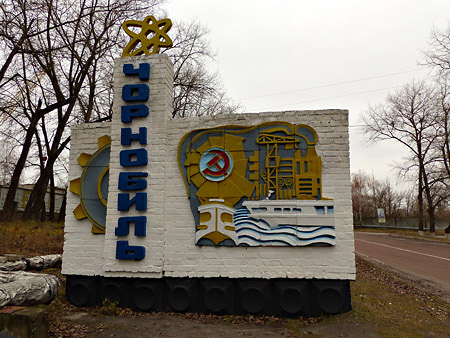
[62,55,355,280]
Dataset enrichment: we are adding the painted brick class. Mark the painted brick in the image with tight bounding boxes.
[63,55,355,281]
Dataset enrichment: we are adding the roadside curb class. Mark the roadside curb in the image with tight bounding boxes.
[355,230,450,245]
[385,233,450,245]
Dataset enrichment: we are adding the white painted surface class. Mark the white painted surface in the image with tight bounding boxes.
[62,55,355,280]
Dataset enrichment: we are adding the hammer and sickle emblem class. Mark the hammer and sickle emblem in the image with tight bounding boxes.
[199,148,233,181]
[202,149,230,177]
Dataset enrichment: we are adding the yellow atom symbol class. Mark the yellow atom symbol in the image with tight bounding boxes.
[122,16,173,57]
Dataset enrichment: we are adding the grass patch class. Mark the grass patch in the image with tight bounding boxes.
[350,257,450,338]
[0,220,64,257]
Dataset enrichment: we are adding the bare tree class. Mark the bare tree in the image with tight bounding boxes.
[165,20,240,118]
[0,9,61,221]
[24,0,165,220]
[0,2,239,221]
[0,135,20,185]
[424,24,450,77]
[434,78,450,180]
[373,179,403,220]
[351,171,405,226]
[362,81,440,233]
[351,171,375,226]
[0,0,162,220]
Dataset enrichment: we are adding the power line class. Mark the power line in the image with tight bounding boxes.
[250,86,401,112]
[238,68,424,101]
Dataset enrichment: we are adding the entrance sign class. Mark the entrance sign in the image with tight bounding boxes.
[63,17,355,317]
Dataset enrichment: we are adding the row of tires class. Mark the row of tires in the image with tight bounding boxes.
[66,276,351,318]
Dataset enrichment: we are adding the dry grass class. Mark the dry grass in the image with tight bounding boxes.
[351,257,450,338]
[0,220,64,257]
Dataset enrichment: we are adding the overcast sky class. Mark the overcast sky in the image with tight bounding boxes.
[163,0,450,190]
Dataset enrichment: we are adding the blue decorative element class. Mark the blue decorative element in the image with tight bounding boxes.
[115,216,147,236]
[233,208,335,247]
[116,240,145,260]
[79,144,110,231]
[121,127,147,145]
[118,172,148,191]
[120,149,148,167]
[121,104,149,123]
[113,61,151,260]
[122,84,149,102]
[118,192,147,211]
[123,63,150,80]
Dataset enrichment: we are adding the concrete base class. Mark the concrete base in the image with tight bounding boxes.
[0,307,48,338]
[65,275,352,318]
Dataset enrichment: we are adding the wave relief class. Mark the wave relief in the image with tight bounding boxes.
[233,208,336,247]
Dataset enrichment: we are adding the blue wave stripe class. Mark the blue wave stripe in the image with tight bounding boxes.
[237,234,335,246]
[238,236,335,245]
[234,221,271,232]
[237,229,298,242]
[235,221,335,235]
[237,229,336,241]
[236,226,335,240]
[237,235,295,246]
[233,207,336,247]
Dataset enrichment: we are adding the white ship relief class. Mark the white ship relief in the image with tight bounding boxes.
[241,199,335,228]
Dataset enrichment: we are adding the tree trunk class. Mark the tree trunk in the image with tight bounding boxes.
[418,169,424,232]
[0,114,40,221]
[57,190,66,222]
[49,172,55,221]
[428,205,436,234]
[421,163,435,235]
[40,200,46,222]
[23,166,51,221]
[23,136,70,221]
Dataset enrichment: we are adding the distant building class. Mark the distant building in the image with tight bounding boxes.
[0,184,65,215]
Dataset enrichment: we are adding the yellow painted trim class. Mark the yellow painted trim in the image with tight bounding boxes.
[69,178,80,195]
[97,135,111,149]
[121,16,173,57]
[201,231,230,246]
[208,136,224,147]
[97,165,109,207]
[91,224,106,234]
[77,153,92,167]
[191,172,206,188]
[73,203,87,220]
[296,124,319,144]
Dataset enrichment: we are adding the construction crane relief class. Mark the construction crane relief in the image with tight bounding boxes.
[252,130,322,201]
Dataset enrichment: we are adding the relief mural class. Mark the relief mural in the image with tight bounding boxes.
[178,122,336,247]
[69,135,111,234]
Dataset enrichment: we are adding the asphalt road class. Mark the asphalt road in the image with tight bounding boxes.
[354,232,450,287]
